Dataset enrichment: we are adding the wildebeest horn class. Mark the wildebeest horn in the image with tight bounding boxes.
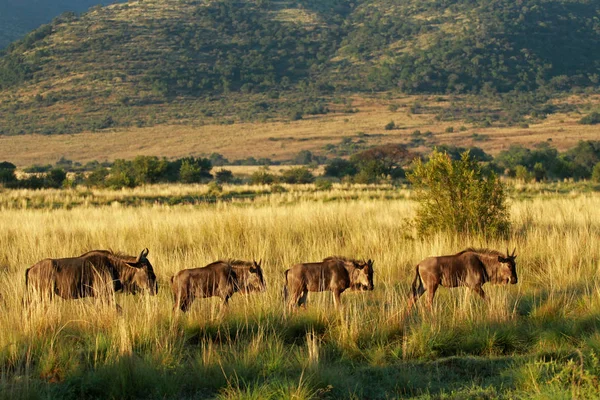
[511,247,516,257]
[136,248,149,262]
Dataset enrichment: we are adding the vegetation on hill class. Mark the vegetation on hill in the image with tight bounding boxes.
[0,0,599,134]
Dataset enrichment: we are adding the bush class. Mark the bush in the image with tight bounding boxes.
[384,121,396,130]
[514,165,532,182]
[0,161,17,186]
[592,162,600,183]
[579,112,600,125]
[280,167,315,184]
[315,178,333,190]
[250,168,276,185]
[215,169,234,183]
[324,158,358,178]
[45,168,67,188]
[408,150,510,237]
[179,160,204,184]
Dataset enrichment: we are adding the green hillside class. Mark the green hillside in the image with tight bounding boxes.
[0,0,599,135]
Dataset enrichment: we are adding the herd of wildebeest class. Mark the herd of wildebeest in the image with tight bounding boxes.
[23,247,518,312]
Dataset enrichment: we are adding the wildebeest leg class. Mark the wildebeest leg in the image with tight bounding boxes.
[426,283,438,309]
[332,289,343,309]
[472,286,486,301]
[297,290,308,309]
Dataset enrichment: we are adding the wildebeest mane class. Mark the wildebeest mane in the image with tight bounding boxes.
[323,256,359,263]
[455,248,504,257]
[224,259,254,267]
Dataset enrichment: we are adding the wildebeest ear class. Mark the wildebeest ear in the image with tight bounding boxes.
[125,260,142,268]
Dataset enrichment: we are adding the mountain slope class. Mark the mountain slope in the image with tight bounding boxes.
[0,0,599,135]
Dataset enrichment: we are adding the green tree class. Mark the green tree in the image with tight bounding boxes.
[280,167,315,184]
[0,161,17,187]
[408,150,510,237]
[250,167,276,185]
[592,162,600,183]
[179,160,203,184]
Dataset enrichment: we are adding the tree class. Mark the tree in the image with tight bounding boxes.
[351,144,413,182]
[45,168,67,188]
[179,160,203,184]
[0,161,17,187]
[408,150,510,237]
[215,169,234,183]
[592,162,600,183]
[324,158,358,178]
[280,167,315,184]
[132,156,169,185]
[250,167,276,185]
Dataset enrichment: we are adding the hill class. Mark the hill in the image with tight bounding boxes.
[0,0,599,137]
[0,1,126,50]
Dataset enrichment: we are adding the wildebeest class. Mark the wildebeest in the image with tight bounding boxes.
[284,256,374,309]
[25,248,158,303]
[406,248,517,310]
[170,259,265,312]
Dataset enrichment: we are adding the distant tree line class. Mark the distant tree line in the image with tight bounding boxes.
[2,140,600,190]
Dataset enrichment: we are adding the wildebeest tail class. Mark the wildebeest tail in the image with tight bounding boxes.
[22,267,31,307]
[410,265,424,298]
[283,269,289,302]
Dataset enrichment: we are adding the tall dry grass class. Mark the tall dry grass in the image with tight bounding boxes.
[0,187,599,398]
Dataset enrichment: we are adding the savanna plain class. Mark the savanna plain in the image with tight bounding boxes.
[1,184,600,399]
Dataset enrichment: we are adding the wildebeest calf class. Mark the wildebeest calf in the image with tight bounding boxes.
[407,248,517,310]
[284,256,374,309]
[25,248,158,303]
[170,259,265,312]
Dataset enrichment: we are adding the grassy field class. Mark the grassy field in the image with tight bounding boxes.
[1,94,599,168]
[1,184,600,399]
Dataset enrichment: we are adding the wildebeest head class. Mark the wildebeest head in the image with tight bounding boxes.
[352,259,374,291]
[245,259,266,293]
[497,248,518,285]
[124,248,158,295]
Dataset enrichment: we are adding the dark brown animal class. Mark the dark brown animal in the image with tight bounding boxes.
[407,248,517,310]
[284,256,374,309]
[25,248,158,302]
[170,259,265,312]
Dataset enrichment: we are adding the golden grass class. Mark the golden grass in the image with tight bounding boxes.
[1,95,598,167]
[1,186,600,397]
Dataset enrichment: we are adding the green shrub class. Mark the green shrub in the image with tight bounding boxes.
[324,158,358,178]
[251,168,276,185]
[579,112,600,125]
[384,121,396,130]
[592,162,600,183]
[280,167,315,184]
[408,150,510,237]
[215,169,234,183]
[315,178,333,191]
[515,165,532,182]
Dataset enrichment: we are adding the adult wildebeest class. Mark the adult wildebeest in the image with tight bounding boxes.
[284,256,374,310]
[25,248,158,303]
[170,259,265,312]
[406,248,517,310]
